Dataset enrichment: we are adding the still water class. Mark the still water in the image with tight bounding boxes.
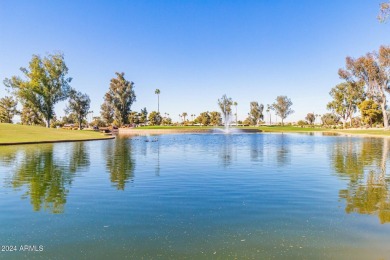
[0,133,389,259]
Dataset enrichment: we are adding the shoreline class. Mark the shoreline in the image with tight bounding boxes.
[326,131,390,139]
[119,127,390,139]
[2,127,390,146]
[118,128,260,135]
[0,136,115,146]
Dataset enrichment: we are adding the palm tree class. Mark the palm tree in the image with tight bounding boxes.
[233,102,238,126]
[155,89,160,113]
[182,112,188,122]
[266,104,272,125]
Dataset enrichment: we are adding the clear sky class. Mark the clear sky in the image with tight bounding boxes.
[1,0,389,123]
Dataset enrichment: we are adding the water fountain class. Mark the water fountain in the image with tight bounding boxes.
[213,105,248,134]
[212,94,260,134]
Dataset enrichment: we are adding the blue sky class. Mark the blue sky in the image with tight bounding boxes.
[1,0,389,122]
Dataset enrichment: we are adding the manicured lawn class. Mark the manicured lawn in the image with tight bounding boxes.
[257,125,324,132]
[258,125,390,136]
[132,125,215,129]
[132,125,323,131]
[0,123,113,144]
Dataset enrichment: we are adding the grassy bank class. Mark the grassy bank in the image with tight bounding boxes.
[257,126,324,132]
[128,125,323,131]
[129,125,215,129]
[0,124,114,144]
[258,125,390,137]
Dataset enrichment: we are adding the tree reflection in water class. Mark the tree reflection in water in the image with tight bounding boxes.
[219,135,233,167]
[0,146,19,167]
[8,142,90,214]
[276,134,290,167]
[332,138,390,223]
[250,134,263,162]
[104,137,135,190]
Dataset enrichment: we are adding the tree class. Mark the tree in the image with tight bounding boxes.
[140,107,148,124]
[4,53,72,127]
[210,111,222,126]
[248,101,264,126]
[297,120,307,127]
[379,1,390,22]
[243,117,252,126]
[148,111,162,125]
[233,101,238,126]
[90,116,106,127]
[61,113,77,125]
[182,112,188,122]
[100,101,114,125]
[155,89,160,113]
[66,90,91,130]
[326,82,365,128]
[196,112,210,126]
[128,111,140,125]
[20,103,44,126]
[0,96,18,123]
[358,100,383,127]
[338,46,390,128]
[103,72,136,127]
[272,96,294,126]
[218,94,233,126]
[266,104,272,125]
[321,113,340,127]
[305,113,315,125]
[162,116,172,125]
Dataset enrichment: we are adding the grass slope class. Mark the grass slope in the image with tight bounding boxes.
[0,124,112,144]
[257,126,324,132]
[132,125,215,129]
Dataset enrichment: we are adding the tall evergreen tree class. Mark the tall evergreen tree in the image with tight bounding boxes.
[20,102,44,126]
[103,72,136,127]
[0,96,18,123]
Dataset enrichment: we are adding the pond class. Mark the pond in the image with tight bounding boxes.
[0,133,389,259]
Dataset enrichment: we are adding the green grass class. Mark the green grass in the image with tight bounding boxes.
[257,125,325,132]
[133,125,215,129]
[133,125,323,131]
[258,125,390,136]
[0,123,112,144]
